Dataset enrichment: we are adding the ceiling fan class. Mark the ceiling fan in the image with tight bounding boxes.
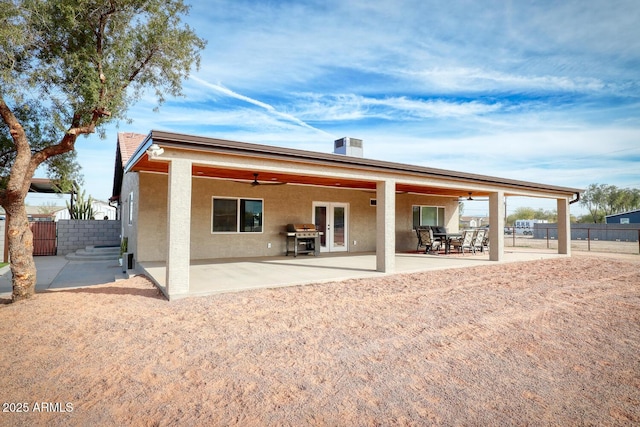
[458,192,489,202]
[238,173,287,186]
[458,192,474,201]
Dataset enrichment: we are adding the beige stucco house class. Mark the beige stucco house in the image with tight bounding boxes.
[112,130,581,299]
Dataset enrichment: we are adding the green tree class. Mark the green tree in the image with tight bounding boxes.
[575,213,597,223]
[535,208,557,223]
[507,207,538,224]
[0,101,83,192]
[580,183,607,223]
[580,183,640,223]
[506,207,558,226]
[0,0,206,302]
[611,187,640,213]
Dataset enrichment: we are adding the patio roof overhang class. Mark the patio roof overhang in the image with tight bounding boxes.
[124,130,582,201]
[121,130,581,298]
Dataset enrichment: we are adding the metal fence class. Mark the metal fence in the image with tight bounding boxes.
[504,226,640,255]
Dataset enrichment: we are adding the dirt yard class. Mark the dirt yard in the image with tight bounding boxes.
[507,235,640,255]
[1,253,639,426]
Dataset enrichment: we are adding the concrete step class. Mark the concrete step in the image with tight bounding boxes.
[84,245,121,254]
[65,245,121,261]
[65,252,120,261]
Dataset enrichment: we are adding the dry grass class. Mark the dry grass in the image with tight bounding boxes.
[1,253,639,426]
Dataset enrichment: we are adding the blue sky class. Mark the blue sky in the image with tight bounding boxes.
[32,0,640,217]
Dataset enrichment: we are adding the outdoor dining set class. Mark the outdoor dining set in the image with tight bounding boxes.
[415,226,489,255]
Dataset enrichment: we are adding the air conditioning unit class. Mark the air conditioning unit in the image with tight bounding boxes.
[334,137,363,157]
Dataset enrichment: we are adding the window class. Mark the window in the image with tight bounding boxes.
[412,206,445,229]
[240,199,263,232]
[128,192,134,226]
[212,198,237,232]
[212,197,263,233]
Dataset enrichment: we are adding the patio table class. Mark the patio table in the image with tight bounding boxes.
[433,233,462,254]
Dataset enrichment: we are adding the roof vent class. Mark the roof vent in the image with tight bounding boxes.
[334,137,363,157]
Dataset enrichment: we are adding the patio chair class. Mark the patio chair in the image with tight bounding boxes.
[431,226,447,244]
[415,227,428,252]
[472,229,487,253]
[416,227,442,254]
[480,232,490,253]
[432,226,447,235]
[450,230,474,254]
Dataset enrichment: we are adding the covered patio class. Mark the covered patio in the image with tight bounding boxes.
[115,131,581,300]
[139,248,566,299]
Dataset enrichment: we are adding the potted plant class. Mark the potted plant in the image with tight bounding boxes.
[119,237,128,269]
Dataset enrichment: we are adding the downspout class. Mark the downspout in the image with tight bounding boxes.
[108,196,121,221]
[569,192,580,204]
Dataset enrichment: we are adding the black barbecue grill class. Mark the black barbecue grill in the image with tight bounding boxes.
[284,223,322,257]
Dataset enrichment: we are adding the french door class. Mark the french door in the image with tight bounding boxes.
[313,202,348,252]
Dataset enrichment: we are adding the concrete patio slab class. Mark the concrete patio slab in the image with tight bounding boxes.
[0,256,125,298]
[0,248,565,300]
[0,256,70,296]
[139,248,566,299]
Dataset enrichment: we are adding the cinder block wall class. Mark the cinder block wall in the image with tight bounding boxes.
[57,220,121,255]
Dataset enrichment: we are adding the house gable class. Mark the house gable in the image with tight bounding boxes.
[111,132,147,201]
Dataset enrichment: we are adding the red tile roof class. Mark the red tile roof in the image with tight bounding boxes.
[117,132,147,166]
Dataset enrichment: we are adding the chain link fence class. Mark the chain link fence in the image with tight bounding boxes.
[504,226,640,255]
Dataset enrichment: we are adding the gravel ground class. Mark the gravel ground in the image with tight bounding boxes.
[507,236,640,255]
[1,253,639,426]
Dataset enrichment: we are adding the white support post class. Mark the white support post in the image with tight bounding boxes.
[166,158,192,298]
[489,191,505,261]
[557,198,571,255]
[376,180,396,273]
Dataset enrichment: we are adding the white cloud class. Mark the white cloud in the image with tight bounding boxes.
[277,93,503,126]
[36,0,638,210]
[402,67,607,93]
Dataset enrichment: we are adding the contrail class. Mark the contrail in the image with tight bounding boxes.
[192,76,333,136]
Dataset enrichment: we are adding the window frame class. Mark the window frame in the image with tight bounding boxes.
[412,205,445,229]
[128,192,134,226]
[211,196,264,234]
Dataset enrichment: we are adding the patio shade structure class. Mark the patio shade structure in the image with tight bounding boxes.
[115,130,582,299]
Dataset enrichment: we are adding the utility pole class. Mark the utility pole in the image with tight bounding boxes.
[504,197,508,224]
